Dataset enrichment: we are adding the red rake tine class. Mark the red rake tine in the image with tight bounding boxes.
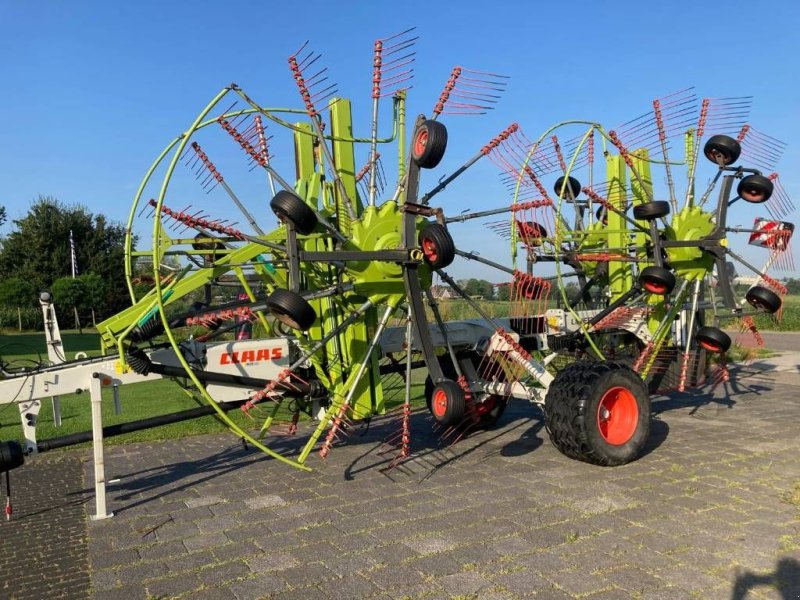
[432,65,509,118]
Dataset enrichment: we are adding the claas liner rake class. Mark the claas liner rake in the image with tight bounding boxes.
[1,32,795,517]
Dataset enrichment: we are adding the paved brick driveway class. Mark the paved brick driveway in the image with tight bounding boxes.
[3,357,799,599]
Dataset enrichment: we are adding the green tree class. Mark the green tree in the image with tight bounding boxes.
[51,277,86,312]
[80,273,107,309]
[0,276,37,307]
[496,283,511,301]
[0,196,133,318]
[0,205,6,227]
[784,278,800,295]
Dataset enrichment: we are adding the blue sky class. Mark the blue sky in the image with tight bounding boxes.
[1,0,798,279]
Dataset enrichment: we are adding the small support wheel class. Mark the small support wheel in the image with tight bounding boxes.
[270,191,318,235]
[737,174,774,204]
[633,201,670,221]
[745,286,782,313]
[424,353,508,430]
[429,380,466,427]
[0,440,24,471]
[474,395,508,429]
[639,265,675,295]
[266,289,316,331]
[544,362,651,466]
[411,120,448,169]
[704,135,741,166]
[516,220,548,247]
[419,223,455,269]
[695,326,731,353]
[553,175,582,199]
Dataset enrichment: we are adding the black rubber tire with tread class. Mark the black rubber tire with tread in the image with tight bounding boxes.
[553,175,581,199]
[424,353,508,429]
[266,289,316,331]
[737,174,774,204]
[639,265,676,295]
[270,191,318,235]
[633,201,670,221]
[0,440,24,471]
[695,326,731,353]
[704,135,741,166]
[429,380,467,427]
[411,120,448,169]
[745,286,782,313]
[419,223,455,269]
[544,361,651,466]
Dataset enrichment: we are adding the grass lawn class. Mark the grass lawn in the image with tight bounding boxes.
[750,294,800,331]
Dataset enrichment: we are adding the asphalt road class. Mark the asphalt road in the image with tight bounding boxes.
[749,330,800,352]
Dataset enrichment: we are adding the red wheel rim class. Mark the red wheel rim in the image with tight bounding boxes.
[596,386,638,445]
[432,389,448,418]
[644,281,667,294]
[422,238,438,263]
[699,340,723,353]
[742,190,766,203]
[414,129,428,157]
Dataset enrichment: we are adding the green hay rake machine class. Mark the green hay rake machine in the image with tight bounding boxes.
[1,30,794,518]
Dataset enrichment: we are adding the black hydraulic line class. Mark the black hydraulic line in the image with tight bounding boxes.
[36,401,247,452]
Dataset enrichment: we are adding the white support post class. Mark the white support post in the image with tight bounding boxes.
[90,373,113,520]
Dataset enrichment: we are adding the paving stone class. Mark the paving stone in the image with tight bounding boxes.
[493,567,550,594]
[145,573,203,598]
[196,560,251,585]
[246,551,299,573]
[228,572,288,598]
[436,570,494,596]
[244,494,287,509]
[185,495,227,509]
[183,531,231,552]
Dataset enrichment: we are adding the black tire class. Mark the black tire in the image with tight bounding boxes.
[633,201,670,221]
[411,120,447,169]
[704,135,741,166]
[266,288,316,331]
[516,220,548,246]
[595,206,608,224]
[270,191,318,235]
[544,362,651,466]
[0,440,24,471]
[424,353,507,429]
[745,286,782,313]
[695,326,731,353]
[737,174,773,204]
[554,175,581,199]
[429,380,467,427]
[419,223,455,269]
[639,265,675,295]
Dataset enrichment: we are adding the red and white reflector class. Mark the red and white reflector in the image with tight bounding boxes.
[748,218,794,251]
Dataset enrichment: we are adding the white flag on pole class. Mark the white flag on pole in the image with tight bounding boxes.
[69,229,78,278]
